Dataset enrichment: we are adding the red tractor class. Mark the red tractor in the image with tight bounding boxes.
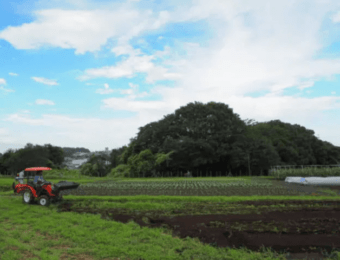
[12,167,80,206]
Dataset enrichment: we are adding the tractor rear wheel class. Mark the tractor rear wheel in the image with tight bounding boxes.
[38,195,50,206]
[22,189,35,204]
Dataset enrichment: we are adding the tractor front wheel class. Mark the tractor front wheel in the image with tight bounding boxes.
[38,195,50,206]
[22,189,35,204]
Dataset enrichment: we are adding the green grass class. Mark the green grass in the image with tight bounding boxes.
[1,174,340,259]
[44,195,340,220]
[1,193,340,260]
[0,195,294,260]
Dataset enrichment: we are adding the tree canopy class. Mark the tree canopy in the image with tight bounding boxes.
[0,143,65,175]
[1,101,339,177]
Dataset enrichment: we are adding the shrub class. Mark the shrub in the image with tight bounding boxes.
[107,164,132,179]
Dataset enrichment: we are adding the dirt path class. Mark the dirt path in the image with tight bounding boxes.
[57,200,340,260]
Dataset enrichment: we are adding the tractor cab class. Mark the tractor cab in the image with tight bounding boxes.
[15,167,52,186]
[33,174,45,184]
[32,170,49,184]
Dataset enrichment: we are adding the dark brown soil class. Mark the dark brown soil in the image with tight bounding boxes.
[56,200,340,260]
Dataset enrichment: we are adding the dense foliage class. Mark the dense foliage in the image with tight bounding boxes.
[1,101,339,177]
[0,143,64,175]
[125,101,340,176]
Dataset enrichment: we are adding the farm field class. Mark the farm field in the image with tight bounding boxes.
[60,177,340,197]
[1,175,340,260]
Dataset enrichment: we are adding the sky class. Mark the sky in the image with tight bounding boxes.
[0,0,340,155]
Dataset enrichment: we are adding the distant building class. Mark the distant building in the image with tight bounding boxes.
[60,148,112,170]
[105,147,110,165]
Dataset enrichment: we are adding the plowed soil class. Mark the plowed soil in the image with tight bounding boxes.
[56,199,340,260]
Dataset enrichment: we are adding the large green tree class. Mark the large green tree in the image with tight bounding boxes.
[84,153,111,177]
[109,147,126,169]
[243,119,340,170]
[0,143,67,175]
[133,101,249,174]
[126,148,175,177]
[0,149,19,175]
[44,144,65,168]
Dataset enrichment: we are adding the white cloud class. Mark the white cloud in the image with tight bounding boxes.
[332,11,340,22]
[80,49,182,83]
[35,99,55,105]
[0,78,6,85]
[1,113,156,152]
[331,91,336,95]
[0,86,15,93]
[111,42,142,57]
[0,128,10,136]
[95,83,116,94]
[120,89,134,95]
[96,82,148,98]
[32,77,58,86]
[2,0,340,152]
[129,83,138,89]
[157,1,340,99]
[20,110,30,113]
[101,98,173,116]
[97,0,340,146]
[296,80,315,91]
[0,128,19,148]
[0,6,171,55]
[9,72,18,76]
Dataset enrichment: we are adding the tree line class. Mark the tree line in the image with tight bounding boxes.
[0,143,64,175]
[1,101,339,177]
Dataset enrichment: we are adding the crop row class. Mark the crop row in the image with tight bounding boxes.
[61,186,309,196]
[61,179,328,197]
[80,180,274,190]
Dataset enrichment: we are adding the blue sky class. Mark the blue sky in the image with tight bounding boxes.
[0,0,340,155]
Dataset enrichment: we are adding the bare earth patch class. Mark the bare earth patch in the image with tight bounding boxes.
[57,199,340,260]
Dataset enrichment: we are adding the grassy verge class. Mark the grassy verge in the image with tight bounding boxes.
[1,175,340,259]
[0,194,294,260]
